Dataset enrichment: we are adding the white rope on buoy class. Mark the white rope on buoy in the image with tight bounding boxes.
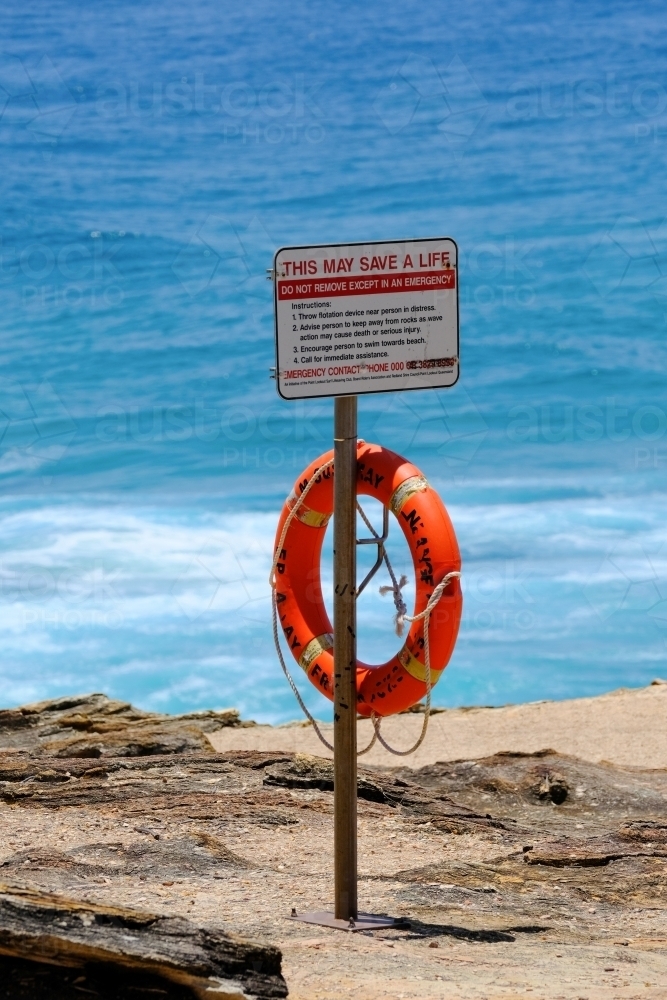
[370,570,461,757]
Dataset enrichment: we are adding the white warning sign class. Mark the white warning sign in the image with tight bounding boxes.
[273,238,459,399]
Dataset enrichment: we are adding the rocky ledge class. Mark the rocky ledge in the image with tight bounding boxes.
[0,693,665,999]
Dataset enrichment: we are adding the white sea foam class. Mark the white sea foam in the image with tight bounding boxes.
[1,493,665,720]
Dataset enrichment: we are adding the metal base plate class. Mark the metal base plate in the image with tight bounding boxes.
[289,910,410,932]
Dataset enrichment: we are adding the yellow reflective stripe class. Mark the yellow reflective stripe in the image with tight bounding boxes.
[287,491,331,528]
[389,475,430,515]
[301,508,332,528]
[298,633,334,673]
[397,644,444,684]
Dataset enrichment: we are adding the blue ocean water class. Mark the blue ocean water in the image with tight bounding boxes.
[1,1,666,722]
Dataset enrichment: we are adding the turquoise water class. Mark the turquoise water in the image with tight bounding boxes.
[1,2,667,721]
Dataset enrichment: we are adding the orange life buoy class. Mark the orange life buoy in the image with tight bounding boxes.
[273,442,462,717]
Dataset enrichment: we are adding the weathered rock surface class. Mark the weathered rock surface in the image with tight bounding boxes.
[0,694,665,999]
[0,692,249,759]
[0,882,285,999]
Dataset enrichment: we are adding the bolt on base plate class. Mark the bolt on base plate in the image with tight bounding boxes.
[289,909,410,932]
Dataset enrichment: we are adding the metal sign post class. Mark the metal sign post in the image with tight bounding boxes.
[274,236,460,931]
[333,394,358,921]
